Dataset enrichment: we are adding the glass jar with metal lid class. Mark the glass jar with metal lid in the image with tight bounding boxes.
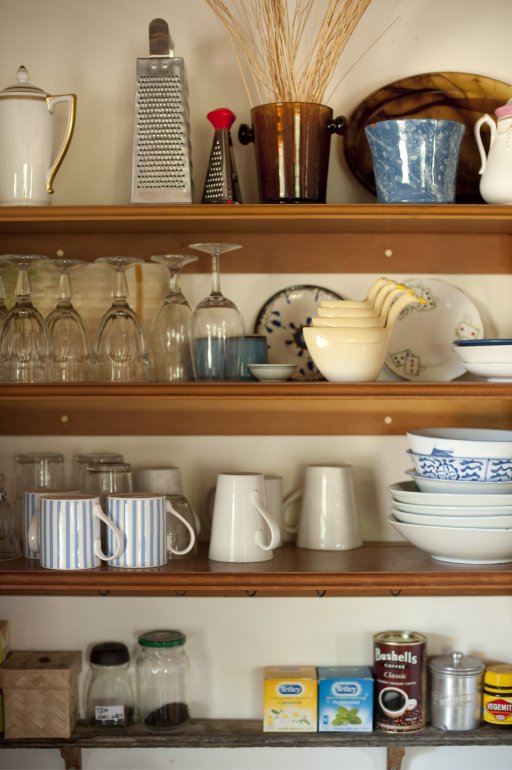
[136,629,190,729]
[86,642,135,726]
[429,650,484,731]
[483,663,512,726]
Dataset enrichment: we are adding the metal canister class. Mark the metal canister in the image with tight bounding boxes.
[373,630,427,732]
[429,651,484,730]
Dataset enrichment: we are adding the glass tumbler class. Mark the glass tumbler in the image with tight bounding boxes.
[14,452,65,544]
[75,452,124,491]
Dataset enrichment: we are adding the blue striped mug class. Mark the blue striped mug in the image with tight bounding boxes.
[23,489,79,559]
[106,494,170,568]
[28,494,123,570]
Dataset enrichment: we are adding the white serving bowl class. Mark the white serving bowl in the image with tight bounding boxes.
[392,498,512,516]
[407,449,512,482]
[303,326,389,382]
[463,362,512,380]
[452,339,512,363]
[247,363,297,381]
[405,469,512,494]
[406,428,512,459]
[391,507,512,529]
[388,517,512,563]
[389,480,512,507]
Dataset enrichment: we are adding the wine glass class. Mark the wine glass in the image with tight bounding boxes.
[188,242,244,380]
[0,266,9,323]
[46,258,91,382]
[150,254,198,381]
[0,254,53,383]
[94,256,151,382]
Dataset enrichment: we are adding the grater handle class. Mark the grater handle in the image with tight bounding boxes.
[207,108,236,131]
[149,17,174,56]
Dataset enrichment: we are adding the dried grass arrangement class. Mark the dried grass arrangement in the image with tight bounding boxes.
[204,0,373,105]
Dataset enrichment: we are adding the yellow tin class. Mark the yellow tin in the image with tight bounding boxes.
[483,663,512,726]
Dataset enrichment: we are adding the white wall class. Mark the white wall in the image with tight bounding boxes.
[1,1,512,769]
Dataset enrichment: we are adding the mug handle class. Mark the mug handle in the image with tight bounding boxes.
[93,501,123,561]
[252,490,281,551]
[27,504,41,553]
[281,487,302,534]
[166,499,197,555]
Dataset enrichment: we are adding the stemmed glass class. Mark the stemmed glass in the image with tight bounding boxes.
[46,258,91,382]
[94,256,151,382]
[0,254,53,383]
[188,242,244,380]
[150,254,198,381]
[0,266,9,323]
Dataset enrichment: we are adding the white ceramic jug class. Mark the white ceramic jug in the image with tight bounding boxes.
[475,101,512,204]
[0,66,76,205]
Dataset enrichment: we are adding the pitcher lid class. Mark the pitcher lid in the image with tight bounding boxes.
[1,66,47,96]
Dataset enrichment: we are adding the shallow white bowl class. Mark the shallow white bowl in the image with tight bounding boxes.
[452,339,512,363]
[388,517,512,563]
[392,498,512,516]
[389,480,512,507]
[405,469,512,494]
[407,449,512,482]
[406,428,512,459]
[247,363,297,381]
[391,507,512,529]
[463,362,512,380]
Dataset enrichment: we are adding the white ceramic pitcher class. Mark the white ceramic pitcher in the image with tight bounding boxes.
[475,101,512,204]
[0,66,76,205]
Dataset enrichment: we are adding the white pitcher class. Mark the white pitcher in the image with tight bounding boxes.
[475,101,512,204]
[0,66,76,205]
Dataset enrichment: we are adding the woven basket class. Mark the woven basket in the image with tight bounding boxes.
[0,650,81,739]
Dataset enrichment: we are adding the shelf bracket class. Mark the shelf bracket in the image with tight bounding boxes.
[386,745,405,770]
[60,746,82,770]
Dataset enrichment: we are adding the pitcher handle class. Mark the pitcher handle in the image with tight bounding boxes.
[281,487,302,534]
[252,490,280,551]
[474,114,496,175]
[93,500,123,561]
[46,93,77,193]
[166,499,197,555]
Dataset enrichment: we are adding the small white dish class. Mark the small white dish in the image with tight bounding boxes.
[391,507,512,528]
[389,480,512,507]
[392,498,512,516]
[405,469,512,494]
[248,363,297,381]
[452,339,512,363]
[463,362,512,379]
[389,517,512,563]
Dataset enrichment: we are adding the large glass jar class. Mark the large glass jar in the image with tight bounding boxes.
[136,629,190,729]
[86,642,135,726]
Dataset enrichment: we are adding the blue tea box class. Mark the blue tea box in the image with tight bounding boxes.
[317,665,374,732]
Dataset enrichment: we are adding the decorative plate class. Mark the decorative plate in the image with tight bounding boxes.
[389,480,512,508]
[344,71,512,203]
[385,278,484,382]
[405,470,512,495]
[253,285,343,380]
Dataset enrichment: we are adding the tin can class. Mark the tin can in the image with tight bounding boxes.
[429,651,484,731]
[482,663,512,726]
[373,630,426,732]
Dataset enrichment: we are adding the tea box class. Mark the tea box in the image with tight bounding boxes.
[263,665,317,732]
[318,665,374,732]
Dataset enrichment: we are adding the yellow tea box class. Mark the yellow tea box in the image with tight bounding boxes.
[263,665,317,732]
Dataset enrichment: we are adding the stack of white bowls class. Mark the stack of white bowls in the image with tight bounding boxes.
[452,338,512,381]
[388,428,512,564]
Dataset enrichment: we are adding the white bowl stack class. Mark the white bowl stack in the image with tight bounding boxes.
[388,428,512,563]
[452,338,512,381]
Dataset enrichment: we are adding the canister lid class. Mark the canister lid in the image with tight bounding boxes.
[429,650,484,676]
[1,66,47,96]
[484,663,512,687]
[90,642,130,666]
[138,630,186,648]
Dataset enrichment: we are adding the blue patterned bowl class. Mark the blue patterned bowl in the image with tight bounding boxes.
[365,118,465,203]
[407,450,512,482]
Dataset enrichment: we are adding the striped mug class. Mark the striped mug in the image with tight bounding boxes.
[106,493,170,568]
[23,489,79,559]
[28,494,123,570]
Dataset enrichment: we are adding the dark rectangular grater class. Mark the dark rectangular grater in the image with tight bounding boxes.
[131,18,193,204]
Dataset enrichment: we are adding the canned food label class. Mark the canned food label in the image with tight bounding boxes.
[484,696,512,723]
[373,632,426,732]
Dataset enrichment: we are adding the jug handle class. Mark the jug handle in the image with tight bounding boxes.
[252,490,280,551]
[281,487,302,534]
[46,93,77,194]
[474,114,496,174]
[166,498,197,555]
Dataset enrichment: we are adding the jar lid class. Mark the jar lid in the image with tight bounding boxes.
[90,642,130,666]
[138,630,186,648]
[484,663,512,687]
[0,66,47,96]
[429,650,484,676]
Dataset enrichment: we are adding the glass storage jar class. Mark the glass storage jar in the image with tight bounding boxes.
[136,629,190,729]
[86,642,135,726]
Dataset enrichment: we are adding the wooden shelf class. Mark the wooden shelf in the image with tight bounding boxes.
[1,203,511,273]
[0,381,510,436]
[2,543,512,597]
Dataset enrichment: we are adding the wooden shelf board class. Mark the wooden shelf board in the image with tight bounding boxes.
[0,382,511,436]
[2,544,512,597]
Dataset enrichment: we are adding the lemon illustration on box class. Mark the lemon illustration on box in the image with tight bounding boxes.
[263,666,317,732]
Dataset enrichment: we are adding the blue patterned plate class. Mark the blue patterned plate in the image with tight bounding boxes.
[253,285,343,380]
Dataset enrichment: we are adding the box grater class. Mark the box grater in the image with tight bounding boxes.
[131,18,193,204]
[201,108,242,204]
